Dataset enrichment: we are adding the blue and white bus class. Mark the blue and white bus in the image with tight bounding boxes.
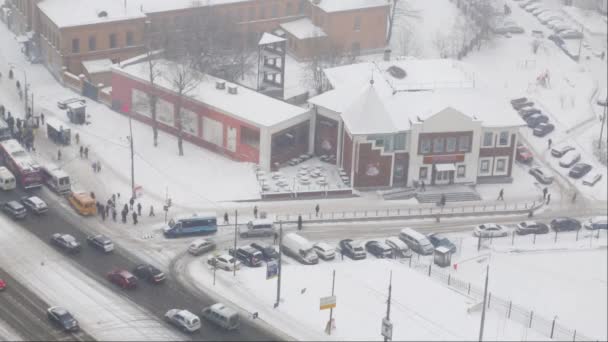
[163,213,217,238]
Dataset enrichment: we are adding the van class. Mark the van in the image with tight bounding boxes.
[68,192,96,216]
[201,303,240,331]
[0,167,16,191]
[281,233,318,265]
[385,237,410,258]
[163,214,217,238]
[229,246,263,267]
[188,238,216,256]
[399,228,434,255]
[41,163,71,195]
[584,216,608,230]
[240,218,275,238]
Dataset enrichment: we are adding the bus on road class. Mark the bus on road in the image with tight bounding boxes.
[0,139,42,189]
[163,213,218,238]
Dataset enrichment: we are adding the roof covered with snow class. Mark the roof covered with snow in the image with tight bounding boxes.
[258,32,286,45]
[280,18,327,40]
[82,58,114,75]
[114,60,309,128]
[37,0,146,28]
[311,0,390,13]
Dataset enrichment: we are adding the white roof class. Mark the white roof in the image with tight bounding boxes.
[37,0,146,28]
[115,60,309,128]
[45,117,69,131]
[311,0,389,13]
[0,139,41,172]
[258,32,286,45]
[341,83,396,135]
[82,58,114,74]
[280,18,327,40]
[435,246,451,253]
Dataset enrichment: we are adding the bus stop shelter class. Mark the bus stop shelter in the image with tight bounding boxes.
[434,246,452,268]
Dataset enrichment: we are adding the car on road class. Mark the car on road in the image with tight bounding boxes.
[531,7,549,16]
[207,254,241,271]
[385,237,410,258]
[201,303,240,331]
[187,238,216,256]
[582,172,602,186]
[558,151,581,168]
[164,309,201,333]
[474,223,508,238]
[50,233,81,253]
[510,97,528,105]
[338,239,367,260]
[519,0,539,8]
[133,264,166,284]
[525,113,549,128]
[516,144,533,163]
[533,122,554,137]
[2,200,27,219]
[568,163,592,179]
[529,167,554,184]
[47,307,79,332]
[584,216,608,230]
[20,196,48,214]
[550,217,581,232]
[518,107,541,118]
[250,243,279,261]
[551,145,575,158]
[364,240,393,258]
[107,269,138,289]
[313,242,336,260]
[513,101,534,110]
[515,221,549,235]
[0,278,5,291]
[86,234,114,253]
[228,246,263,267]
[427,233,457,253]
[559,30,583,39]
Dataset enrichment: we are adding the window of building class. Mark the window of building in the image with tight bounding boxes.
[420,137,431,154]
[495,157,507,174]
[126,31,134,46]
[394,133,406,150]
[498,131,509,146]
[458,135,470,152]
[249,7,256,20]
[260,6,266,19]
[298,0,306,13]
[482,132,494,147]
[241,126,260,148]
[354,16,361,31]
[419,167,428,180]
[286,2,293,15]
[318,14,324,26]
[432,137,444,153]
[88,35,96,51]
[272,4,278,17]
[351,42,360,55]
[480,159,490,174]
[109,33,117,48]
[457,165,466,178]
[446,137,457,153]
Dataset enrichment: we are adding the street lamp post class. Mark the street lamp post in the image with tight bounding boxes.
[599,97,607,152]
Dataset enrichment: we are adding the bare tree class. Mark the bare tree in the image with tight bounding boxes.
[163,59,201,156]
[143,23,163,147]
[387,0,421,44]
[396,24,421,57]
[466,0,500,49]
[303,37,357,94]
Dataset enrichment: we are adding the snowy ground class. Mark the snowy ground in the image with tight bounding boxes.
[0,320,21,342]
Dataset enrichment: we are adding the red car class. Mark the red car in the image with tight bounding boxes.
[516,144,533,163]
[0,278,6,291]
[107,270,137,289]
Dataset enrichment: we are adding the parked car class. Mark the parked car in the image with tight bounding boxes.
[546,19,565,29]
[427,233,457,253]
[529,167,554,184]
[559,30,583,39]
[516,144,534,163]
[510,97,528,105]
[550,217,581,232]
[525,113,549,128]
[519,0,539,8]
[86,234,114,253]
[516,221,549,235]
[364,240,393,258]
[338,239,367,260]
[474,223,508,237]
[47,307,79,332]
[554,25,574,33]
[207,254,241,271]
[250,243,279,261]
[533,122,555,137]
[494,25,525,34]
[228,246,263,267]
[551,145,575,157]
[133,264,166,284]
[2,200,27,219]
[539,13,562,24]
[50,233,81,253]
[201,303,240,331]
[548,34,565,46]
[187,238,216,256]
[568,163,592,179]
[582,172,602,186]
[313,242,336,260]
[20,196,48,214]
[531,7,549,16]
[524,3,543,11]
[518,107,541,118]
[385,237,411,258]
[165,309,201,333]
[399,228,434,255]
[0,278,6,291]
[558,151,581,168]
[513,101,534,110]
[583,216,608,230]
[107,269,138,289]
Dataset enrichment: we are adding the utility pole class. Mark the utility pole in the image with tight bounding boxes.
[478,264,490,342]
[274,221,283,308]
[327,270,336,335]
[233,210,238,277]
[599,96,607,152]
[577,23,584,62]
[384,271,393,342]
[128,116,135,199]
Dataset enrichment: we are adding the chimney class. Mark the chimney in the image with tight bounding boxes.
[215,81,226,90]
[383,48,392,61]
[227,85,238,95]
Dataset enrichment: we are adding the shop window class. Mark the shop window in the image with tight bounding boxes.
[432,137,444,153]
[498,131,509,146]
[480,159,490,174]
[249,7,256,20]
[88,35,96,51]
[419,167,428,180]
[394,133,406,150]
[241,126,260,148]
[72,38,79,53]
[420,138,431,154]
[286,3,293,15]
[446,137,457,153]
[482,132,494,147]
[109,33,117,49]
[126,31,134,46]
[457,165,466,178]
[495,158,507,173]
[298,0,306,13]
[458,135,470,152]
[272,4,278,17]
[354,16,361,31]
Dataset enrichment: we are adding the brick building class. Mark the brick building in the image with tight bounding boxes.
[309,59,526,189]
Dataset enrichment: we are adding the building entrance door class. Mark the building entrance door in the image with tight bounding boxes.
[434,164,455,185]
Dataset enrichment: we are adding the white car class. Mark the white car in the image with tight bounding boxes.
[525,3,544,11]
[582,172,602,186]
[540,14,563,24]
[519,0,539,8]
[559,30,583,39]
[474,223,508,238]
[207,254,241,271]
[546,19,565,29]
[164,309,201,333]
[20,195,48,214]
[531,7,550,16]
[313,242,336,260]
[558,151,581,168]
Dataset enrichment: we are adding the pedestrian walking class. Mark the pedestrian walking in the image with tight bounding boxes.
[497,188,504,201]
[571,192,577,203]
[57,149,62,161]
[149,205,155,217]
[123,203,129,213]
[137,203,142,216]
[132,212,138,225]
[315,204,320,217]
[96,161,101,173]
[84,146,89,159]
[105,203,111,216]
[8,69,13,79]
[546,193,551,205]
[297,215,303,230]
[112,208,117,222]
[273,231,278,245]
[420,180,426,192]
[547,138,553,150]
[112,193,116,203]
[223,212,229,224]
[439,194,446,207]
[75,132,79,144]
[101,208,106,221]
[92,161,97,173]
[90,191,95,200]
[79,145,83,158]
[129,197,135,210]
[121,209,127,223]
[40,112,44,125]
[542,187,548,200]
[253,205,258,219]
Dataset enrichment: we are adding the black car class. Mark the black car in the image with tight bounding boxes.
[568,163,592,179]
[518,108,541,119]
[533,123,555,137]
[525,114,549,128]
[132,264,166,284]
[516,221,549,235]
[550,217,581,232]
[513,101,534,110]
[50,233,81,253]
[228,247,263,267]
[364,241,393,258]
[338,239,367,260]
[2,200,27,219]
[47,307,79,332]
[510,97,528,106]
[20,196,48,214]
[427,233,457,253]
[249,243,278,261]
[86,234,114,253]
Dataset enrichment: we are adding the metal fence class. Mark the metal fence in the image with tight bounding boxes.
[476,227,605,251]
[404,258,598,341]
